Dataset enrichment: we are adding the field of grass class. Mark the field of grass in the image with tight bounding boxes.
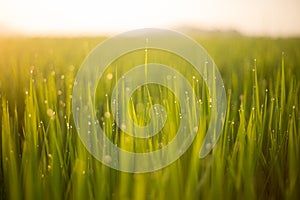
[0,34,299,200]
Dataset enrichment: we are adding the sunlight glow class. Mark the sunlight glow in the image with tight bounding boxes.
[0,0,299,36]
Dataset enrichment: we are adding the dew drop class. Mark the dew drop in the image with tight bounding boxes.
[47,108,55,119]
[106,73,113,80]
[104,112,111,118]
[193,126,198,133]
[121,123,126,130]
[104,155,112,163]
[205,143,212,150]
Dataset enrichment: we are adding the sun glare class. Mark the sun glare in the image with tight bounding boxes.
[0,0,300,36]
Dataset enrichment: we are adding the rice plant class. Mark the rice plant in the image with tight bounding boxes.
[0,35,299,199]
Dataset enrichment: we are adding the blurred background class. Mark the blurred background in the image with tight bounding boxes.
[0,0,300,37]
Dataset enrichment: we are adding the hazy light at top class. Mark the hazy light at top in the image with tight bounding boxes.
[0,0,299,36]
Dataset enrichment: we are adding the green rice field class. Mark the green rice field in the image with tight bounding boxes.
[0,33,299,199]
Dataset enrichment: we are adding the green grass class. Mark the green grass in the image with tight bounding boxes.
[0,35,300,200]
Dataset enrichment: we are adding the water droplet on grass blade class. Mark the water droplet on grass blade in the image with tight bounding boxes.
[104,155,112,163]
[125,87,131,92]
[193,126,198,133]
[47,108,55,120]
[206,143,212,150]
[106,73,113,80]
[104,112,111,118]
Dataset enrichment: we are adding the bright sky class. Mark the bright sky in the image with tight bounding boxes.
[0,0,299,36]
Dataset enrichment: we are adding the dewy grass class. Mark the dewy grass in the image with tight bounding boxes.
[0,36,300,199]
